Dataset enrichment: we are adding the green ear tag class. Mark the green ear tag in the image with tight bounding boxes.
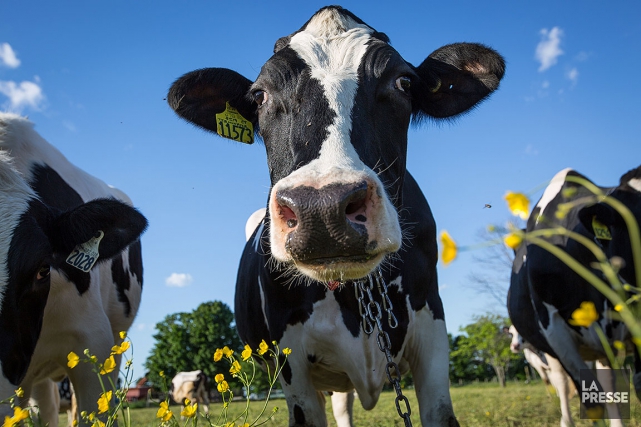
[592,216,612,240]
[215,102,254,144]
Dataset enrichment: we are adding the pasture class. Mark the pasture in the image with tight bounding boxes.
[58,381,641,426]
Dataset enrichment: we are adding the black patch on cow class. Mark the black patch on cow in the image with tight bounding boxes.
[253,47,335,184]
[128,239,144,288]
[0,202,52,384]
[293,404,305,425]
[280,356,292,385]
[30,164,83,211]
[111,256,132,317]
[307,354,316,364]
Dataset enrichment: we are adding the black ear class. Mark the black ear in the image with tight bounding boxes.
[167,68,257,134]
[50,198,148,261]
[578,202,615,239]
[412,43,505,119]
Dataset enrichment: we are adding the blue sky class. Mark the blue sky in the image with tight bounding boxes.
[2,1,640,381]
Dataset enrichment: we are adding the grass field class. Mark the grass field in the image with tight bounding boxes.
[59,381,641,426]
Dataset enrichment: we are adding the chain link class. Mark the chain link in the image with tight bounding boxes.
[355,268,413,427]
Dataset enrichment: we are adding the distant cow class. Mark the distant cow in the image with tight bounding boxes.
[507,325,576,427]
[0,113,147,426]
[169,371,210,415]
[168,5,504,426]
[508,166,641,424]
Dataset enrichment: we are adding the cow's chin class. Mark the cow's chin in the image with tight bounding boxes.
[291,253,387,283]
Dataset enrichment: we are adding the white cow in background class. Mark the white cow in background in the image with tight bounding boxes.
[170,371,210,415]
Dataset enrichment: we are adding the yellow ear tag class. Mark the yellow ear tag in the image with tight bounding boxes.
[66,230,104,272]
[592,216,612,240]
[215,102,254,144]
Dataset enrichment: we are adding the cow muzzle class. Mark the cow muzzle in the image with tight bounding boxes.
[269,179,401,281]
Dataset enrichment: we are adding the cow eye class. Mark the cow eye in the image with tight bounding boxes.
[37,265,51,281]
[395,76,411,92]
[253,90,268,106]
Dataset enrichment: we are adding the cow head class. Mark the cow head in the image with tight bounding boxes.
[168,6,505,282]
[578,165,641,287]
[0,153,148,389]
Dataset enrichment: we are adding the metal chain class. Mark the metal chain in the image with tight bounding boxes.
[354,268,413,427]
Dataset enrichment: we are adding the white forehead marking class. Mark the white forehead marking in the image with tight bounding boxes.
[535,168,573,221]
[0,153,36,307]
[289,9,374,172]
[628,178,641,192]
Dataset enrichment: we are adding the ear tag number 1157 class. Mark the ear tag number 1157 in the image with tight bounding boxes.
[66,230,104,272]
[215,102,254,144]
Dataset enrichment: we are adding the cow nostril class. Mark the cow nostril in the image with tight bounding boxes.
[279,204,298,228]
[287,219,298,228]
[346,198,367,223]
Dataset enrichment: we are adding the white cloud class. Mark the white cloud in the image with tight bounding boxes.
[165,272,193,287]
[567,67,579,85]
[535,27,564,72]
[0,79,45,112]
[541,80,550,89]
[0,43,20,68]
[525,144,539,156]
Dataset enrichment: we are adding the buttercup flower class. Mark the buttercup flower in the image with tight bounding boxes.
[181,402,198,418]
[258,340,269,356]
[217,380,230,393]
[215,373,225,383]
[439,231,457,265]
[569,301,598,327]
[503,233,522,250]
[67,352,80,369]
[504,191,530,220]
[614,303,624,312]
[100,355,116,375]
[111,341,130,355]
[214,348,224,362]
[230,361,241,375]
[613,340,626,351]
[156,401,173,422]
[97,390,112,414]
[119,331,127,339]
[159,371,165,377]
[14,388,23,398]
[222,346,234,358]
[91,420,106,427]
[241,344,252,361]
[283,348,292,355]
[3,406,29,427]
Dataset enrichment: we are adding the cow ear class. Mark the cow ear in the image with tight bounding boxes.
[167,68,257,134]
[578,202,615,240]
[411,43,505,119]
[50,198,148,261]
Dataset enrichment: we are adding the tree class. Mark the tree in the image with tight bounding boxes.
[144,301,242,390]
[450,314,520,387]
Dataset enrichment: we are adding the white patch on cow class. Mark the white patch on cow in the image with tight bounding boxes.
[270,11,401,272]
[257,276,269,330]
[535,168,573,223]
[245,208,266,242]
[628,178,641,192]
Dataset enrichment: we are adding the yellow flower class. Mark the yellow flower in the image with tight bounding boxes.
[283,348,292,355]
[258,340,269,356]
[214,348,224,362]
[614,303,624,312]
[222,346,234,358]
[439,231,457,266]
[569,301,598,327]
[241,424,249,427]
[633,337,641,346]
[97,390,112,414]
[14,388,23,398]
[613,340,626,351]
[3,407,29,427]
[217,381,229,393]
[91,420,105,427]
[230,361,241,375]
[241,344,252,361]
[67,352,80,369]
[181,402,198,418]
[504,191,530,220]
[503,233,522,250]
[111,341,130,355]
[89,355,98,364]
[119,331,127,339]
[159,371,165,377]
[100,355,117,375]
[156,401,173,422]
[215,373,225,383]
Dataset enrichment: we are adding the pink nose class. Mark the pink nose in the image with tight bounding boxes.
[510,343,520,353]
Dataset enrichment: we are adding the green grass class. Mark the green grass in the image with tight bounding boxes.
[59,381,641,426]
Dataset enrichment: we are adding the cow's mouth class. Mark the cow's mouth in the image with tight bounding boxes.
[292,252,386,282]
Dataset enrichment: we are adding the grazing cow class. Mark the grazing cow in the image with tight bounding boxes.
[168,6,504,426]
[0,113,147,426]
[169,371,210,415]
[507,325,576,427]
[508,166,641,425]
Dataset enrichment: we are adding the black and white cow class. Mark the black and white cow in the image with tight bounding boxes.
[0,113,147,426]
[508,166,641,425]
[168,6,504,426]
[169,371,210,415]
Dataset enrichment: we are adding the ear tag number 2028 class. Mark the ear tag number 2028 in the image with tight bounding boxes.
[66,230,104,272]
[216,102,254,144]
